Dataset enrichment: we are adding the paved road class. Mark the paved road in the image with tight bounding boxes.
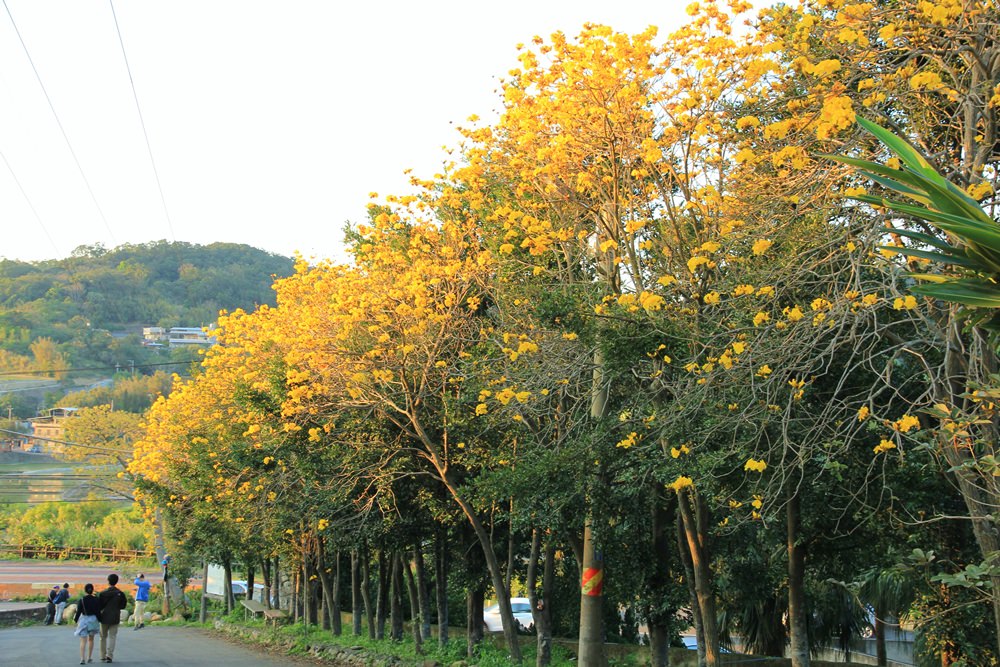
[0,625,319,666]
[0,560,127,584]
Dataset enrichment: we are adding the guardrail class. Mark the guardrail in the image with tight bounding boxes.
[0,543,155,562]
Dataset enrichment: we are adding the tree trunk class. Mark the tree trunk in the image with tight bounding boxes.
[352,550,363,635]
[376,549,389,639]
[506,500,515,597]
[528,528,555,667]
[647,489,674,667]
[245,562,255,602]
[362,547,375,639]
[403,549,424,654]
[578,520,607,667]
[317,539,335,631]
[467,588,485,659]
[273,556,281,612]
[676,511,704,667]
[390,551,404,641]
[677,487,720,666]
[413,544,432,640]
[435,528,449,647]
[874,603,886,667]
[302,557,312,629]
[152,508,185,613]
[787,489,810,667]
[578,346,608,667]
[261,558,272,610]
[333,550,343,635]
[223,556,234,615]
[198,559,209,623]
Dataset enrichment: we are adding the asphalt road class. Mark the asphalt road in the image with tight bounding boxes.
[0,560,127,584]
[0,625,319,667]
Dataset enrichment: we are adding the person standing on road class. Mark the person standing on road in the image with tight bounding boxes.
[132,573,150,629]
[44,585,58,625]
[73,583,100,664]
[53,582,71,624]
[97,573,128,663]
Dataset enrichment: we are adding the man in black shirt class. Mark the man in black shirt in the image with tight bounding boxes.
[97,573,128,663]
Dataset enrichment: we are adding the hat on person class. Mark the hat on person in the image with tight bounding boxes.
[51,585,59,589]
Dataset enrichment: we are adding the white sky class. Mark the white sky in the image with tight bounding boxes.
[0,1,693,264]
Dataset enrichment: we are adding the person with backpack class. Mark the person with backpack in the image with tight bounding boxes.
[97,573,128,663]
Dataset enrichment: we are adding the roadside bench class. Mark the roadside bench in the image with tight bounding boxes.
[263,608,288,627]
[240,599,266,621]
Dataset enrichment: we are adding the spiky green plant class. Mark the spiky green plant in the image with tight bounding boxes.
[825,117,1000,318]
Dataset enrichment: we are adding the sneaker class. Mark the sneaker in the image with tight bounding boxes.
[79,661,85,665]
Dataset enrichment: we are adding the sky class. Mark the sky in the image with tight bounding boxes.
[0,1,694,264]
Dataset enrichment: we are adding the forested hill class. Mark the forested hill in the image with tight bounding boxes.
[0,241,294,386]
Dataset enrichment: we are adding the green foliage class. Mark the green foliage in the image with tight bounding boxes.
[59,372,174,413]
[912,587,998,667]
[0,500,151,551]
[0,240,294,374]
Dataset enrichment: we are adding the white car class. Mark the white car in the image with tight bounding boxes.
[483,597,534,632]
[231,580,266,599]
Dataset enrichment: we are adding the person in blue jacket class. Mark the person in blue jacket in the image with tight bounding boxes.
[132,573,150,629]
[53,583,71,625]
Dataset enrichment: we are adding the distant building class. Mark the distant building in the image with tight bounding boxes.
[28,407,78,453]
[167,327,216,347]
[142,325,216,348]
[143,327,167,344]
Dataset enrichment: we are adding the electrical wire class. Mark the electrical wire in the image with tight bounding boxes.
[2,0,117,244]
[108,0,175,242]
[0,146,60,256]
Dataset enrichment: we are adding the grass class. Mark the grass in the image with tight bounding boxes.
[205,613,881,667]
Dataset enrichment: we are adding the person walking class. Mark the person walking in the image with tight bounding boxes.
[53,582,71,625]
[132,573,150,629]
[97,573,128,663]
[73,583,100,664]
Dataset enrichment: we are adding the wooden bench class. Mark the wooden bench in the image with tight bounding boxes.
[263,608,287,627]
[240,599,266,621]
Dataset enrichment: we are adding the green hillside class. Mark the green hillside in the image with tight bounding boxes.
[0,241,294,416]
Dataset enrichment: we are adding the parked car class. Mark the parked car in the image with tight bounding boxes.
[680,635,730,653]
[230,580,266,599]
[483,597,534,632]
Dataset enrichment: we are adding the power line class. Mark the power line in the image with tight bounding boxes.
[0,146,60,256]
[2,0,117,244]
[108,0,175,242]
